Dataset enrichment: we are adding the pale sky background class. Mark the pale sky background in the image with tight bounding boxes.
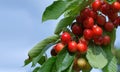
[0,0,120,72]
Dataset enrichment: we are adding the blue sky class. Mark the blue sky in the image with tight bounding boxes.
[0,0,120,72]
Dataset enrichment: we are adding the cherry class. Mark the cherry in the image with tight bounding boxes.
[68,41,77,53]
[104,22,114,32]
[51,48,57,56]
[83,17,94,29]
[93,36,103,45]
[77,58,87,69]
[81,8,91,19]
[103,35,111,46]
[61,32,71,44]
[79,37,88,45]
[113,16,120,27]
[83,29,93,40]
[92,25,103,37]
[89,10,97,19]
[100,2,110,15]
[112,1,120,11]
[92,0,101,11]
[54,43,64,53]
[76,16,83,24]
[108,13,118,22]
[77,42,87,53]
[96,15,106,26]
[71,23,82,35]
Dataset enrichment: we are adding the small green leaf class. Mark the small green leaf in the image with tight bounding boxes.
[33,67,40,72]
[38,56,46,65]
[32,43,55,67]
[62,62,74,72]
[54,17,75,34]
[28,35,59,58]
[38,57,56,72]
[102,57,117,72]
[52,47,75,72]
[106,0,116,4]
[42,1,76,22]
[24,57,32,66]
[86,44,108,69]
[64,0,94,17]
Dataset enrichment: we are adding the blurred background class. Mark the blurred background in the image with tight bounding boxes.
[0,0,120,72]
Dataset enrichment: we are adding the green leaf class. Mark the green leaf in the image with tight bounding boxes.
[102,29,117,72]
[24,57,32,66]
[52,47,75,72]
[38,57,56,72]
[32,43,55,67]
[28,35,59,58]
[64,0,94,17]
[106,0,116,4]
[42,1,76,22]
[102,57,117,72]
[86,44,108,69]
[54,17,75,34]
[38,56,47,65]
[33,67,40,72]
[62,62,74,72]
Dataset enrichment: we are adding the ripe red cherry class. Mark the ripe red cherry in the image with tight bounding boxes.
[61,32,71,44]
[54,43,64,53]
[68,41,77,53]
[96,15,106,26]
[81,8,91,19]
[89,10,97,19]
[100,2,110,15]
[92,0,101,11]
[79,37,88,45]
[83,17,94,29]
[76,16,84,24]
[112,1,120,11]
[113,16,120,27]
[103,35,111,46]
[77,42,87,53]
[72,23,82,35]
[92,25,103,37]
[83,29,93,40]
[93,36,103,45]
[104,22,114,32]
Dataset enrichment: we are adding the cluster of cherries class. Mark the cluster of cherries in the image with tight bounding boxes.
[51,0,120,56]
[50,0,120,71]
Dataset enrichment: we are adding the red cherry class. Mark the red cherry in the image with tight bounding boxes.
[93,36,103,45]
[76,16,84,24]
[54,43,65,53]
[83,17,94,29]
[92,0,101,11]
[68,41,77,53]
[104,22,114,32]
[100,2,110,15]
[89,10,97,19]
[113,16,120,27]
[51,48,57,56]
[83,29,93,40]
[72,23,82,35]
[61,32,71,44]
[103,35,111,46]
[77,42,88,53]
[79,37,88,45]
[112,1,120,11]
[108,13,118,22]
[92,25,103,37]
[96,15,106,26]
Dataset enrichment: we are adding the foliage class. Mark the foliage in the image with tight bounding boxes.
[24,0,119,72]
